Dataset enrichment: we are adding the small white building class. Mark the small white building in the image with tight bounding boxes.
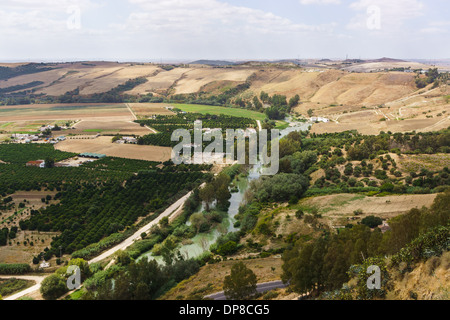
[310,117,330,123]
[123,137,137,144]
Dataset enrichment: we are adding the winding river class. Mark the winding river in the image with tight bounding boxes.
[138,118,311,263]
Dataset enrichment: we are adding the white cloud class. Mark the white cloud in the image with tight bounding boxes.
[0,0,98,11]
[0,0,102,37]
[299,0,341,5]
[420,21,450,34]
[120,0,335,36]
[347,0,424,31]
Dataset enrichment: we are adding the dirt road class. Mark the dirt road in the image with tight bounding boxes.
[88,186,202,264]
[0,275,45,300]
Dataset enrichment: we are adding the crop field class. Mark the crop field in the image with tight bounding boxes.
[128,103,176,117]
[55,136,172,162]
[0,103,133,121]
[173,104,267,121]
[0,120,57,134]
[67,120,153,136]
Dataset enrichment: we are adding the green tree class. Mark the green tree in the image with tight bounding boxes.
[223,262,257,300]
[253,96,263,110]
[260,91,269,103]
[189,212,208,234]
[40,274,68,300]
[199,184,215,212]
[361,216,383,229]
[44,157,55,168]
[288,95,300,109]
[115,250,132,266]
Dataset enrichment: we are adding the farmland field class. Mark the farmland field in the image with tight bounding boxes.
[55,136,172,162]
[173,103,267,121]
[67,120,153,136]
[128,103,176,117]
[0,103,133,121]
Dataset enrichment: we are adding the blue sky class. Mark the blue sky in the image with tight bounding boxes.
[0,0,448,61]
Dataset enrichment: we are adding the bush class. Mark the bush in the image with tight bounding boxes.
[361,216,383,228]
[295,210,304,219]
[216,241,238,256]
[40,274,68,300]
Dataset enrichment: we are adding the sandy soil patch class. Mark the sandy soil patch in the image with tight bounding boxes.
[55,136,172,162]
[301,193,437,228]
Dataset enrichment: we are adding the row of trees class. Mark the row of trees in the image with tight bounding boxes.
[20,170,207,259]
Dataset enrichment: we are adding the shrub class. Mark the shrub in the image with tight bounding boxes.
[217,241,238,256]
[40,274,68,300]
[361,216,383,228]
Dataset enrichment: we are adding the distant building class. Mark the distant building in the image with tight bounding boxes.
[40,125,54,132]
[379,221,391,233]
[79,153,106,159]
[310,117,329,123]
[26,160,45,168]
[123,137,137,144]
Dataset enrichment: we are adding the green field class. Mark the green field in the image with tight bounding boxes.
[83,129,111,133]
[174,104,267,121]
[0,122,14,129]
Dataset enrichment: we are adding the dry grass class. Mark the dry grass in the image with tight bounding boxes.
[174,68,255,94]
[388,252,450,300]
[126,68,193,95]
[299,193,437,228]
[0,191,61,264]
[55,136,172,162]
[399,154,450,172]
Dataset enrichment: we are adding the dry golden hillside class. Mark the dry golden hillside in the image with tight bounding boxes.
[1,61,447,136]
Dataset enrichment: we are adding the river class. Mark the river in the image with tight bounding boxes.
[138,118,311,263]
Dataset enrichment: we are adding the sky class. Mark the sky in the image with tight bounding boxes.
[0,0,449,62]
